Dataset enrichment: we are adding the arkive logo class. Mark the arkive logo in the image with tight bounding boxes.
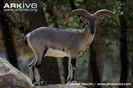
[3,2,38,12]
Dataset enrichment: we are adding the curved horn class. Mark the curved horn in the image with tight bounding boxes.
[94,9,120,25]
[70,9,91,18]
[64,9,91,22]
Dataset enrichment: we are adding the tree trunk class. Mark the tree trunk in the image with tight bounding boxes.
[89,42,101,88]
[24,0,48,30]
[93,32,104,81]
[119,0,129,88]
[0,0,18,68]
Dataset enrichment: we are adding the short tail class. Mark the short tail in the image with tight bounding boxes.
[24,33,30,45]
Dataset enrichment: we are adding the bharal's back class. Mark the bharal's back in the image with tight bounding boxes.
[30,27,84,50]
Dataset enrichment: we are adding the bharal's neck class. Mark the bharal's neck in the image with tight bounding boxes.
[83,25,96,45]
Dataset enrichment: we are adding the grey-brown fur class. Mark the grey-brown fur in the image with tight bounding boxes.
[29,27,93,64]
[25,9,119,85]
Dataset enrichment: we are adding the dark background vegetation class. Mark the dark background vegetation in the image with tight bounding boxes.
[0,0,133,88]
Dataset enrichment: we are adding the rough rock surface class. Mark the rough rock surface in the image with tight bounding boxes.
[0,57,33,88]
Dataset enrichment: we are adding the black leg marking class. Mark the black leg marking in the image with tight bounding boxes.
[36,47,48,66]
[71,58,76,68]
[35,64,41,68]
[71,58,77,81]
[42,47,48,58]
[32,66,36,83]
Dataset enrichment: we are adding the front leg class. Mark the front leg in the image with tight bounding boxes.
[28,65,34,83]
[67,58,77,82]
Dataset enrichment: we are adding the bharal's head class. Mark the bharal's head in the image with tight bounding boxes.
[64,9,119,35]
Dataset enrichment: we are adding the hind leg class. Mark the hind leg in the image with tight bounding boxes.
[28,50,43,85]
[33,48,48,85]
[28,54,38,83]
[29,52,43,86]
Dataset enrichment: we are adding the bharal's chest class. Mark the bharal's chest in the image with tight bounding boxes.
[45,48,69,58]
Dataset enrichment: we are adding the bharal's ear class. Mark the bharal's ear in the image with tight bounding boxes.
[80,17,88,25]
[96,17,104,23]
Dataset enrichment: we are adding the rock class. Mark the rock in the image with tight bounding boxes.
[0,57,34,88]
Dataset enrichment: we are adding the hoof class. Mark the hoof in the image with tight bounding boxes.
[40,80,44,85]
[33,81,40,86]
[33,80,44,86]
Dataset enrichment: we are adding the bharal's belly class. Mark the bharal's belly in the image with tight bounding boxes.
[45,48,69,58]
